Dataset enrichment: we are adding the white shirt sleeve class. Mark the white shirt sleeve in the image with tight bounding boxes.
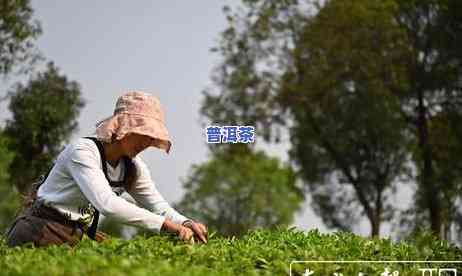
[128,158,190,225]
[67,144,166,232]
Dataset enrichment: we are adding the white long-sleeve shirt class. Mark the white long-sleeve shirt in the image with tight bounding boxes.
[37,137,189,232]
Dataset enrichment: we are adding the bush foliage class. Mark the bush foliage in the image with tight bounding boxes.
[1,229,461,275]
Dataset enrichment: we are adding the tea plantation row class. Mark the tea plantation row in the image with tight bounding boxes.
[1,229,461,275]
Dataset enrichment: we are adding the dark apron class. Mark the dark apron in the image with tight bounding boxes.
[6,200,82,247]
[5,199,109,247]
[5,137,120,248]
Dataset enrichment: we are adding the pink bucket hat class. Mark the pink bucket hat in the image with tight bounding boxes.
[95,91,172,153]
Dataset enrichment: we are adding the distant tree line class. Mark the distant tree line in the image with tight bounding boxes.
[177,0,462,241]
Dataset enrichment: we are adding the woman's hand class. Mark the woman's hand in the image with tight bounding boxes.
[177,225,195,244]
[183,220,208,244]
[161,219,195,244]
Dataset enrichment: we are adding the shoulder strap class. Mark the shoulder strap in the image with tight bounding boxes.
[84,137,129,240]
[83,137,106,240]
[29,138,102,206]
[84,137,127,187]
[84,137,109,181]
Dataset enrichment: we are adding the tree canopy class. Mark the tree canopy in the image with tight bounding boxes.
[0,0,42,76]
[202,0,462,238]
[177,145,304,236]
[4,62,84,194]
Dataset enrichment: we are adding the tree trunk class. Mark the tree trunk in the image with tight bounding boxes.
[369,182,383,238]
[416,89,442,237]
[370,216,381,238]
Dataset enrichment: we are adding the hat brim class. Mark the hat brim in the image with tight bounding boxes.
[95,113,172,154]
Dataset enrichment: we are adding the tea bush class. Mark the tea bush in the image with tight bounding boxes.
[1,229,461,275]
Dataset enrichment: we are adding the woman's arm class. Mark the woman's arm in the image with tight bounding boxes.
[128,158,190,225]
[67,144,167,232]
[129,158,208,243]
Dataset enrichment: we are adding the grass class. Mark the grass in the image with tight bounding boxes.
[0,229,461,275]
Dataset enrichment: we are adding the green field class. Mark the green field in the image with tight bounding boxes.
[1,229,461,275]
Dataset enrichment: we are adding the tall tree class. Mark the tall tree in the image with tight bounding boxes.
[202,0,411,237]
[4,62,84,194]
[279,0,413,237]
[392,0,462,237]
[176,145,304,237]
[411,110,462,241]
[203,0,462,238]
[0,0,42,77]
